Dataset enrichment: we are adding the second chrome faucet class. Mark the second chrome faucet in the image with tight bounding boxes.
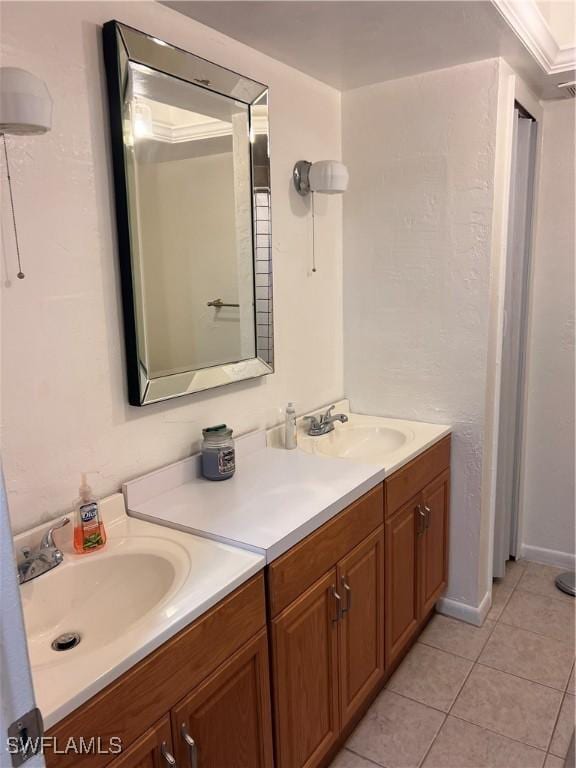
[304,405,348,437]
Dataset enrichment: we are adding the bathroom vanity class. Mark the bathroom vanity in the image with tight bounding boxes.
[38,422,450,768]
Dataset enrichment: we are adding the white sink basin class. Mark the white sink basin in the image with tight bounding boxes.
[22,541,185,668]
[296,406,450,475]
[16,494,265,728]
[311,425,408,461]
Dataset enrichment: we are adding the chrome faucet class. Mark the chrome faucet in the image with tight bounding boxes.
[18,517,70,585]
[304,405,349,436]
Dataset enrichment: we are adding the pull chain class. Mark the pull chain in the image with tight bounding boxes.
[311,191,317,273]
[2,134,25,279]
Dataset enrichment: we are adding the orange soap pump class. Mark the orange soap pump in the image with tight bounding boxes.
[73,473,106,554]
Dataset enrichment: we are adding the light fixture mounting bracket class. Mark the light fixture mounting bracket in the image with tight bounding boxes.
[293,160,312,196]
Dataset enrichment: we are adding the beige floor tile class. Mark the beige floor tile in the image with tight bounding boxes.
[500,559,527,590]
[544,754,565,768]
[386,643,472,712]
[419,614,496,661]
[345,689,445,768]
[478,623,574,690]
[518,563,574,604]
[500,589,575,646]
[422,716,546,768]
[487,581,514,621]
[329,748,380,767]
[452,665,563,750]
[549,694,575,758]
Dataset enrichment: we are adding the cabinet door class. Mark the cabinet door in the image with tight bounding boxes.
[271,569,339,768]
[337,527,385,728]
[385,498,421,668]
[172,628,273,768]
[419,469,449,618]
[107,716,174,768]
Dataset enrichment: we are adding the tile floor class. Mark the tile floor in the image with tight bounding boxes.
[332,559,575,768]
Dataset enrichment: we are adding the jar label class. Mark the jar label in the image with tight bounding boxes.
[218,448,235,475]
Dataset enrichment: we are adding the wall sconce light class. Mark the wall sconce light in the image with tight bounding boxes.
[293,159,349,273]
[0,67,53,280]
[293,159,349,196]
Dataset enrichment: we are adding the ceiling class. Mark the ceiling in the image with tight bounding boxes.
[165,1,575,99]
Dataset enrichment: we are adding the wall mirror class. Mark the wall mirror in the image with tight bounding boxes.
[103,21,273,406]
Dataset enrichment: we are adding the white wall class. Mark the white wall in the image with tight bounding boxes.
[342,60,500,609]
[0,1,343,533]
[520,98,575,565]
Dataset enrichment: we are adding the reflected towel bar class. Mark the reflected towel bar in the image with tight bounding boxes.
[207,299,240,308]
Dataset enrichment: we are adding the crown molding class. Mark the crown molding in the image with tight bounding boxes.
[151,117,232,144]
[492,0,576,74]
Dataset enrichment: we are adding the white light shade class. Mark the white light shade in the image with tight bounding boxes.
[0,67,52,135]
[309,160,349,194]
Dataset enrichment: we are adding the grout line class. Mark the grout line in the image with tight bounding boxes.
[416,713,448,768]
[497,615,575,646]
[447,712,550,754]
[566,661,575,693]
[515,584,575,608]
[344,746,388,767]
[385,688,451,716]
[546,691,565,755]
[474,659,571,694]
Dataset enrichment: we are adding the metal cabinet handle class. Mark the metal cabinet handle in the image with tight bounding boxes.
[341,576,352,615]
[424,505,432,529]
[160,742,177,768]
[417,505,426,535]
[331,585,342,623]
[181,723,198,768]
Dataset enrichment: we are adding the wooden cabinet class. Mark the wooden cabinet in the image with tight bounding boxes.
[45,437,450,768]
[105,717,174,768]
[269,485,385,768]
[45,575,272,768]
[385,499,420,667]
[338,528,384,729]
[271,571,340,768]
[384,438,451,668]
[419,469,449,618]
[172,629,273,768]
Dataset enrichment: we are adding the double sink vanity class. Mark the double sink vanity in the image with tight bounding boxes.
[18,402,451,768]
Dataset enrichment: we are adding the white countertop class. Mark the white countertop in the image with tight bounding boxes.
[124,432,386,562]
[17,496,264,729]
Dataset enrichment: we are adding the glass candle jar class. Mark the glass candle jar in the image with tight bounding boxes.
[201,425,236,481]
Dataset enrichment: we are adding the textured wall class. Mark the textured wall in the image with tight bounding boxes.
[342,60,499,607]
[521,99,575,560]
[0,1,343,532]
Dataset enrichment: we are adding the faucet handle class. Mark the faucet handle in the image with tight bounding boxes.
[304,415,321,430]
[321,405,335,423]
[40,517,70,550]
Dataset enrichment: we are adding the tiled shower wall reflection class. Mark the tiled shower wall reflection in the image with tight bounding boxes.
[254,189,274,366]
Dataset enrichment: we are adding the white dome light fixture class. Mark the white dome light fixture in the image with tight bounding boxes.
[0,67,53,280]
[293,159,349,196]
[0,67,52,135]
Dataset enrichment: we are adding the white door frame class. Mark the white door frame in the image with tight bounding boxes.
[0,465,45,768]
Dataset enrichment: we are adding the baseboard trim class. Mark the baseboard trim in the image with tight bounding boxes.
[436,590,492,627]
[520,544,575,571]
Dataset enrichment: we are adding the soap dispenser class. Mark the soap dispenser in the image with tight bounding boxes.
[73,473,106,553]
[285,402,297,449]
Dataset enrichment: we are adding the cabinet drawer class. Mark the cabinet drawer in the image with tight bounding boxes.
[385,436,450,518]
[46,574,266,768]
[267,484,384,617]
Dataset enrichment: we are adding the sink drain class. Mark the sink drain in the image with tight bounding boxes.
[51,632,81,652]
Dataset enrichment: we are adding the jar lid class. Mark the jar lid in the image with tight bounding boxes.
[202,424,233,438]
